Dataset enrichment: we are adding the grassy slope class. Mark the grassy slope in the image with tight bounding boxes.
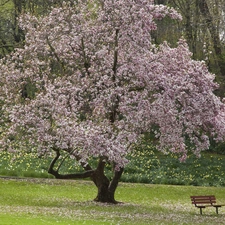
[0,178,225,225]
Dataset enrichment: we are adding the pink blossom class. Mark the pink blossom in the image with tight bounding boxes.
[1,0,225,170]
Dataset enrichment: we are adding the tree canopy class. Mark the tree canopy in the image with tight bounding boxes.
[1,0,225,203]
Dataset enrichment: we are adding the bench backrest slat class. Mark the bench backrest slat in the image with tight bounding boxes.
[190,195,216,205]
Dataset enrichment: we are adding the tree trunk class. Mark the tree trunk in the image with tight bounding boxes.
[92,160,124,203]
[48,150,124,203]
[94,176,115,203]
[197,0,225,75]
[13,0,26,43]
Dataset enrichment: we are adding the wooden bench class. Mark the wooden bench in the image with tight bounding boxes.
[190,195,224,214]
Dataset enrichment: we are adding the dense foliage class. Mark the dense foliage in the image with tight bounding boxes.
[1,0,225,202]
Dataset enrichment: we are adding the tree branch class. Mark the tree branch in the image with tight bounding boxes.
[48,149,95,179]
[112,29,119,81]
[81,38,90,76]
[0,0,10,7]
[109,165,124,193]
[0,45,23,49]
[46,36,65,75]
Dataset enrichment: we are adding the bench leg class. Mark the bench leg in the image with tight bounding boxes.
[200,208,202,215]
[216,207,219,214]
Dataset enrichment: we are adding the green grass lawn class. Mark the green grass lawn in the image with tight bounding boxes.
[0,178,225,225]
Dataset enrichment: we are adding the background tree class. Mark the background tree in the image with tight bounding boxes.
[0,0,73,58]
[0,0,15,57]
[1,0,225,203]
[154,0,225,85]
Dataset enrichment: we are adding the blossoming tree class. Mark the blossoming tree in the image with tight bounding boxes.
[1,0,225,203]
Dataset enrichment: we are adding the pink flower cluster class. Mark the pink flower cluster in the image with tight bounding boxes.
[1,0,224,168]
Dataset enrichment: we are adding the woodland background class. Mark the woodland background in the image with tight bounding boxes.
[1,0,225,82]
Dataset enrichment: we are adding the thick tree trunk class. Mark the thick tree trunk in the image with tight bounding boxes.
[94,176,115,203]
[92,160,124,203]
[48,150,124,203]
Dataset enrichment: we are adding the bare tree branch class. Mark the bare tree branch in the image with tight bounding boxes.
[48,149,95,179]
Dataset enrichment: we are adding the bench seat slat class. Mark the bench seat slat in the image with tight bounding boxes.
[191,201,216,204]
[195,205,213,208]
